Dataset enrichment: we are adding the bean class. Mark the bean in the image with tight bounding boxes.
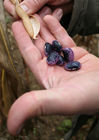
[44,43,53,56]
[47,52,59,66]
[56,55,65,66]
[62,48,74,62]
[52,40,62,53]
[64,61,81,71]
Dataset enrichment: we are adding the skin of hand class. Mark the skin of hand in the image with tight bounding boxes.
[7,7,99,136]
[4,0,73,17]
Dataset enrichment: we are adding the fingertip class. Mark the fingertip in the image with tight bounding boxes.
[12,21,18,31]
[12,21,23,34]
[38,6,52,18]
[52,8,63,21]
[7,91,43,135]
[7,92,33,135]
[43,8,63,21]
[43,15,53,22]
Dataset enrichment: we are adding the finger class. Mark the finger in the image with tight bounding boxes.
[33,7,52,57]
[4,0,17,17]
[38,6,52,18]
[33,7,53,56]
[35,14,55,43]
[38,7,63,22]
[7,87,83,135]
[48,0,72,6]
[34,35,45,57]
[34,8,63,56]
[44,15,76,47]
[72,47,88,61]
[52,8,63,21]
[12,21,42,75]
[19,0,48,15]
[38,8,63,42]
[52,1,73,15]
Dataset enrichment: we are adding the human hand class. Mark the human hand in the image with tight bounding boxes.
[7,8,99,136]
[4,0,73,17]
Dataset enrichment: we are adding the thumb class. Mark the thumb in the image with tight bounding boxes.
[20,0,48,15]
[7,88,79,135]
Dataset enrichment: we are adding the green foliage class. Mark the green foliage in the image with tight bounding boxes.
[33,127,37,136]
[57,119,72,133]
[5,16,11,24]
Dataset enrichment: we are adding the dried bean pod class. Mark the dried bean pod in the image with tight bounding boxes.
[10,0,16,4]
[18,0,22,2]
[10,0,21,5]
[30,16,40,39]
[15,4,34,38]
[10,0,40,39]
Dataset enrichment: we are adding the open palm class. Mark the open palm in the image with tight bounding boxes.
[7,14,99,135]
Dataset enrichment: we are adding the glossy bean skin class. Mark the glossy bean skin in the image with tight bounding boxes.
[52,40,62,53]
[62,48,74,62]
[64,61,81,71]
[45,41,81,71]
[47,52,59,65]
[44,43,53,56]
[56,55,65,66]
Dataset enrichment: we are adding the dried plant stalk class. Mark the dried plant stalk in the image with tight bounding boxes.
[0,23,19,77]
[1,69,18,117]
[0,22,24,118]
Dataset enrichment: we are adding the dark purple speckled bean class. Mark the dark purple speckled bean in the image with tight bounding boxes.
[62,48,74,62]
[57,55,65,66]
[45,42,53,56]
[47,52,59,65]
[64,61,81,71]
[52,40,62,53]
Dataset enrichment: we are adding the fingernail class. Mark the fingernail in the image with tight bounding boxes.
[54,9,63,20]
[42,7,52,15]
[20,4,29,12]
[16,124,24,135]
[39,7,52,18]
[56,9,63,18]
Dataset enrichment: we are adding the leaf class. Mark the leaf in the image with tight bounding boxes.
[5,16,11,24]
[61,119,72,128]
[57,126,64,131]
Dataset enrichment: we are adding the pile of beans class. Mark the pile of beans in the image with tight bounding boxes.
[44,40,81,71]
